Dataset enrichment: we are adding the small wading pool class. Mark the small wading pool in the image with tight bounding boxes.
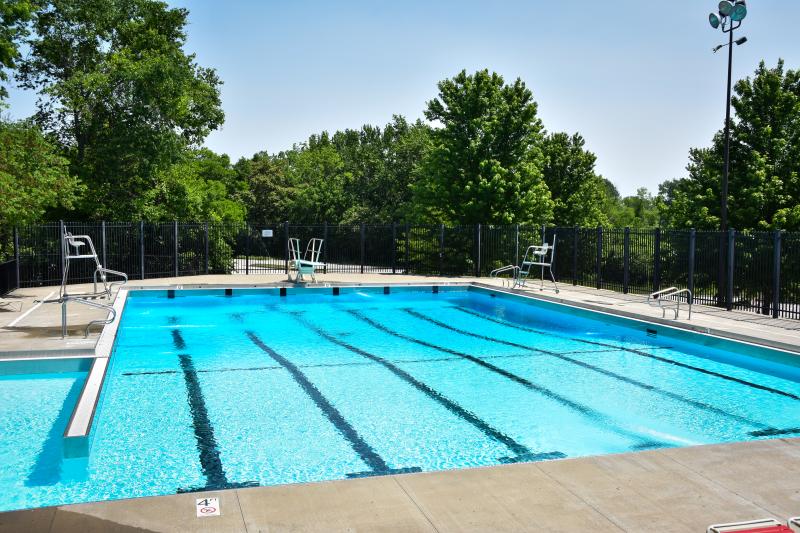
[1,285,799,512]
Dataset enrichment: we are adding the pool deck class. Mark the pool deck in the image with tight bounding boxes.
[1,273,799,531]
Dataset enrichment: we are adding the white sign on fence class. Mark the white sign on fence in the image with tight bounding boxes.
[196,497,220,517]
[261,229,273,238]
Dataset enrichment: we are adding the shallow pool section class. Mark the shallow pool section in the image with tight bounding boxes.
[2,285,799,512]
[0,358,91,512]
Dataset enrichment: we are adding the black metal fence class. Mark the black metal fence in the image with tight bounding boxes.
[1,221,798,320]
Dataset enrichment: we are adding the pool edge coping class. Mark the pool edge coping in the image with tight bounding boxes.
[62,289,128,455]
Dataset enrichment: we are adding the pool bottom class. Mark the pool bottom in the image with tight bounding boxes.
[2,285,799,512]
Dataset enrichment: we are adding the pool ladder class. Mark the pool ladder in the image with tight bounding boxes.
[648,287,693,320]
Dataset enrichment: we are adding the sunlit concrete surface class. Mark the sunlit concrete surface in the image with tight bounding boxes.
[1,438,799,532]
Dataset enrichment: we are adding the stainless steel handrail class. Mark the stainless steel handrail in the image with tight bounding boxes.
[648,287,693,320]
[490,265,520,287]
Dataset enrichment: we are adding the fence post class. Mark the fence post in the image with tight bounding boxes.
[391,222,397,274]
[173,220,179,277]
[572,226,578,286]
[204,221,209,275]
[59,220,65,284]
[653,227,662,293]
[772,230,781,318]
[405,223,411,274]
[475,224,481,277]
[101,220,107,268]
[360,223,366,274]
[284,221,289,275]
[245,223,250,275]
[323,222,328,274]
[139,221,145,280]
[726,228,735,311]
[439,223,444,276]
[595,226,602,290]
[688,229,696,305]
[552,227,558,279]
[623,227,630,294]
[13,226,20,289]
[514,224,519,267]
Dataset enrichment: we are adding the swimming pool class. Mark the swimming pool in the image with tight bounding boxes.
[1,285,799,512]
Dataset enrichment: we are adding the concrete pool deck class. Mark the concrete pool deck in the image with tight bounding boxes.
[1,274,799,531]
[2,438,799,532]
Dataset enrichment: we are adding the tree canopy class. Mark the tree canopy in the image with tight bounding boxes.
[5,1,794,231]
[413,69,553,225]
[660,60,800,230]
[0,118,78,226]
[0,0,35,100]
[16,0,224,219]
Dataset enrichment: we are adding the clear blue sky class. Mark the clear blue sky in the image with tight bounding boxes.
[6,0,800,195]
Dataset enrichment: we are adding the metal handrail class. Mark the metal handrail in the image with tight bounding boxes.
[649,287,693,320]
[490,265,520,287]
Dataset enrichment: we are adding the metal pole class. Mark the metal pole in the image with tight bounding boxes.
[204,221,209,274]
[623,227,630,294]
[405,223,410,274]
[726,228,735,311]
[323,222,328,274]
[360,223,366,274]
[772,230,781,318]
[572,226,578,286]
[595,226,602,290]
[173,220,179,278]
[391,222,397,274]
[551,227,558,280]
[475,224,482,277]
[13,226,20,290]
[101,220,107,267]
[59,220,65,285]
[245,223,250,275]
[284,221,289,275]
[139,221,145,280]
[653,227,662,293]
[514,224,519,267]
[688,229,696,305]
[439,223,444,276]
[721,26,734,234]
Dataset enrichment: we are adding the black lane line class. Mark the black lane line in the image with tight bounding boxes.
[348,309,663,449]
[290,312,560,463]
[454,306,800,402]
[246,331,420,478]
[123,354,542,377]
[403,308,770,430]
[172,329,257,493]
[748,427,800,437]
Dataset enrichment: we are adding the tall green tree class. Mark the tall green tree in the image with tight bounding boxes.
[660,60,800,230]
[137,149,247,222]
[414,69,552,225]
[332,115,431,223]
[17,0,223,219]
[0,118,78,225]
[541,132,608,226]
[0,0,35,100]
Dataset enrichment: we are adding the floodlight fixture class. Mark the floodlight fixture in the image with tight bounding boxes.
[731,0,747,21]
[709,13,721,28]
[718,1,734,16]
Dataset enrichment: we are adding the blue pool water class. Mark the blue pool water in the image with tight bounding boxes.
[1,285,799,511]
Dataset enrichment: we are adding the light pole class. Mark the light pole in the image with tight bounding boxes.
[708,0,748,232]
